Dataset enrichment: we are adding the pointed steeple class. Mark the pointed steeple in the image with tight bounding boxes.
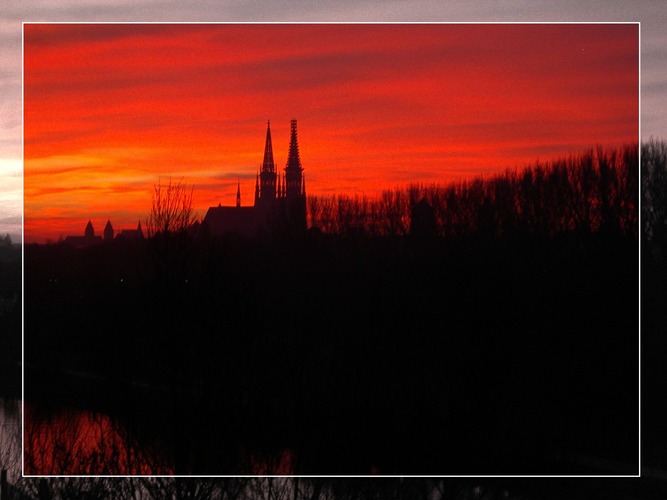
[236,180,241,207]
[84,220,94,238]
[285,119,302,173]
[284,119,304,199]
[258,120,277,203]
[104,219,114,241]
[262,120,275,173]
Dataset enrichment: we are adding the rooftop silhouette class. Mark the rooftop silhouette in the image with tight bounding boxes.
[63,220,144,248]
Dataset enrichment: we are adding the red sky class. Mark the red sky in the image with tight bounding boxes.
[23,23,638,243]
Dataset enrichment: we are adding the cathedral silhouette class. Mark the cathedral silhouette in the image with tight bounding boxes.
[202,119,307,239]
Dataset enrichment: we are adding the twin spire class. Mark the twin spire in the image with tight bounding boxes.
[261,119,301,172]
[253,119,305,204]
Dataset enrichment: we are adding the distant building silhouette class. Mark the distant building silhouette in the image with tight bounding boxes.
[62,120,305,246]
[64,220,143,247]
[116,221,145,241]
[104,220,114,242]
[64,220,103,248]
[203,119,307,239]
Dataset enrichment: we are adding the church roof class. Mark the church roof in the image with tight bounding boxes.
[117,229,144,240]
[203,205,258,239]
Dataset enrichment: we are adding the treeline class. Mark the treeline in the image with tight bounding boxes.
[308,143,638,239]
[22,142,644,476]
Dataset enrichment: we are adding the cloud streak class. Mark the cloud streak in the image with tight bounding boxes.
[17,23,639,242]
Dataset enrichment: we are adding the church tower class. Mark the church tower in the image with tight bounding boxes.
[284,119,304,200]
[283,119,307,233]
[104,220,114,241]
[258,120,277,203]
[84,220,94,239]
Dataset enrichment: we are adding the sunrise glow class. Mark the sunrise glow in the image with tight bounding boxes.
[23,23,638,243]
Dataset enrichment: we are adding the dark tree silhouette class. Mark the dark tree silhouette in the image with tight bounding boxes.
[146,177,196,237]
[308,143,638,241]
[22,143,640,478]
[145,177,197,288]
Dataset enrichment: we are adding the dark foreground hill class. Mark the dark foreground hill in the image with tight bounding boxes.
[23,225,638,476]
